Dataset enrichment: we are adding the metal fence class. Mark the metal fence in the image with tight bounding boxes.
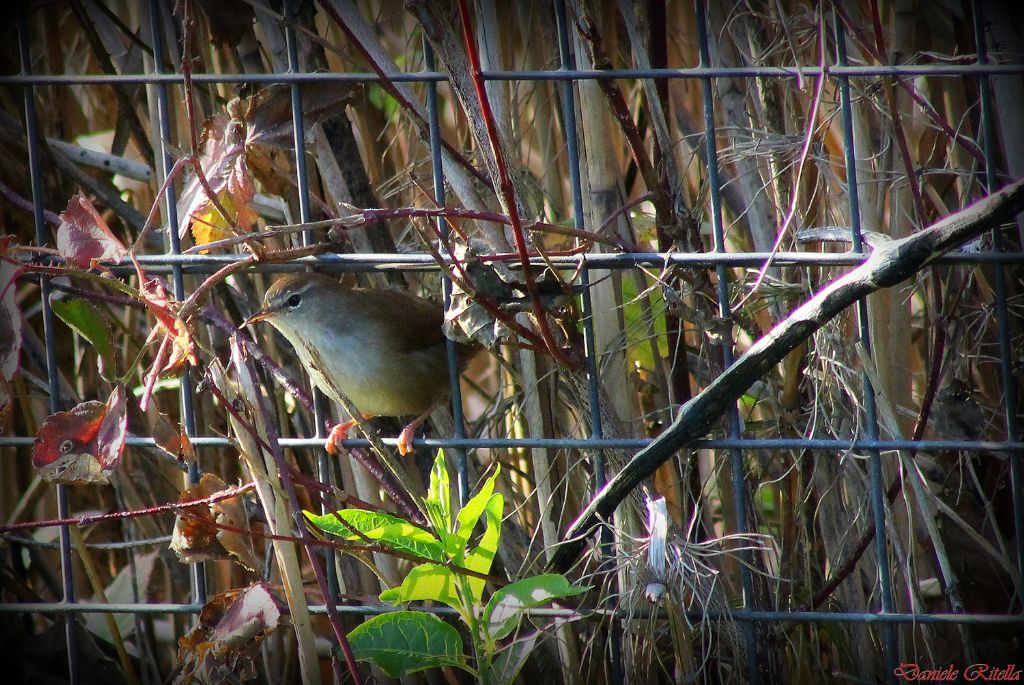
[1,1,1022,684]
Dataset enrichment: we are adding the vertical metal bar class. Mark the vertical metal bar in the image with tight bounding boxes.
[971,0,1024,592]
[17,7,79,683]
[147,0,205,606]
[424,42,471,508]
[833,9,899,681]
[282,0,338,603]
[552,1,621,682]
[693,1,760,682]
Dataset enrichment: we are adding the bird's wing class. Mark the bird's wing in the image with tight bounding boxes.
[353,287,448,354]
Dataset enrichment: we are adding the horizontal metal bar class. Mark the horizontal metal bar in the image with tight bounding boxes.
[1,601,1020,626]
[310,606,1024,626]
[17,250,1024,277]
[1,532,172,550]
[0,602,204,614]
[3,63,1024,87]
[1,436,1019,452]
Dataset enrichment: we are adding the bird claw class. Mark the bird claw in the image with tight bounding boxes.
[325,419,358,455]
[397,424,416,456]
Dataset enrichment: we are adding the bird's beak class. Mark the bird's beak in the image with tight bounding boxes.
[240,307,274,329]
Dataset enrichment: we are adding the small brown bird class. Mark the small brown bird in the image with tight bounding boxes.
[243,273,476,455]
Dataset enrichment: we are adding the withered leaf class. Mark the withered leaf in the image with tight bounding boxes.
[176,115,255,242]
[175,582,285,685]
[170,473,259,572]
[56,193,127,268]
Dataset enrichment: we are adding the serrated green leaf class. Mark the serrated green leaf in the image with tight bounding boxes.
[51,298,115,379]
[621,275,667,370]
[491,631,541,685]
[483,574,590,642]
[463,492,503,602]
[304,509,444,562]
[455,464,501,548]
[379,563,461,611]
[346,611,468,678]
[425,451,451,534]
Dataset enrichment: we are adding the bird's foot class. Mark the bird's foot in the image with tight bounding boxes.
[325,418,358,455]
[397,412,431,456]
[397,423,416,456]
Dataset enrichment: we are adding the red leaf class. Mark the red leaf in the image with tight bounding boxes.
[56,193,128,268]
[0,261,22,382]
[138,276,197,375]
[32,386,129,484]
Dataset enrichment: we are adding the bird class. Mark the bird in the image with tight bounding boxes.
[932,377,985,442]
[242,272,477,455]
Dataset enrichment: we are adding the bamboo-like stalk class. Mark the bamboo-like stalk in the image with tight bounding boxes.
[211,359,324,685]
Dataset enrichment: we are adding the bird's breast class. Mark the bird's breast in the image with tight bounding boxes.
[289,330,447,417]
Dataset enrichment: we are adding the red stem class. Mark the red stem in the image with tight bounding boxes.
[0,483,256,533]
[867,0,928,227]
[132,155,192,252]
[234,343,365,685]
[179,0,239,237]
[836,4,986,168]
[408,184,554,349]
[454,0,573,366]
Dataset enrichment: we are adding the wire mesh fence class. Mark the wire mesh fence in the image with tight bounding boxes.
[1,1,1022,684]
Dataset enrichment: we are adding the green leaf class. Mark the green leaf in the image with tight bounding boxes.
[483,574,590,642]
[463,492,503,602]
[620,275,667,369]
[378,563,461,611]
[425,451,452,535]
[366,84,400,120]
[346,611,468,678]
[51,298,115,379]
[455,464,501,548]
[303,509,444,562]
[491,631,541,685]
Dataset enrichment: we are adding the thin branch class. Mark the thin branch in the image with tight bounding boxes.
[0,483,256,533]
[549,178,1024,572]
[454,0,572,366]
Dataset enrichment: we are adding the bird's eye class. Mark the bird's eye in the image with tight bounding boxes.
[286,293,302,308]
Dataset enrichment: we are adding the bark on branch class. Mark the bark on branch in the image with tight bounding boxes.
[548,178,1024,573]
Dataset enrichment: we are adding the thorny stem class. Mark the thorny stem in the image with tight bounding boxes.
[138,330,170,413]
[835,4,987,168]
[179,0,241,240]
[132,155,192,252]
[455,0,574,367]
[0,483,256,534]
[405,184,557,350]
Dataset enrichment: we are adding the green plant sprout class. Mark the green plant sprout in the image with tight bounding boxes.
[304,452,589,684]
